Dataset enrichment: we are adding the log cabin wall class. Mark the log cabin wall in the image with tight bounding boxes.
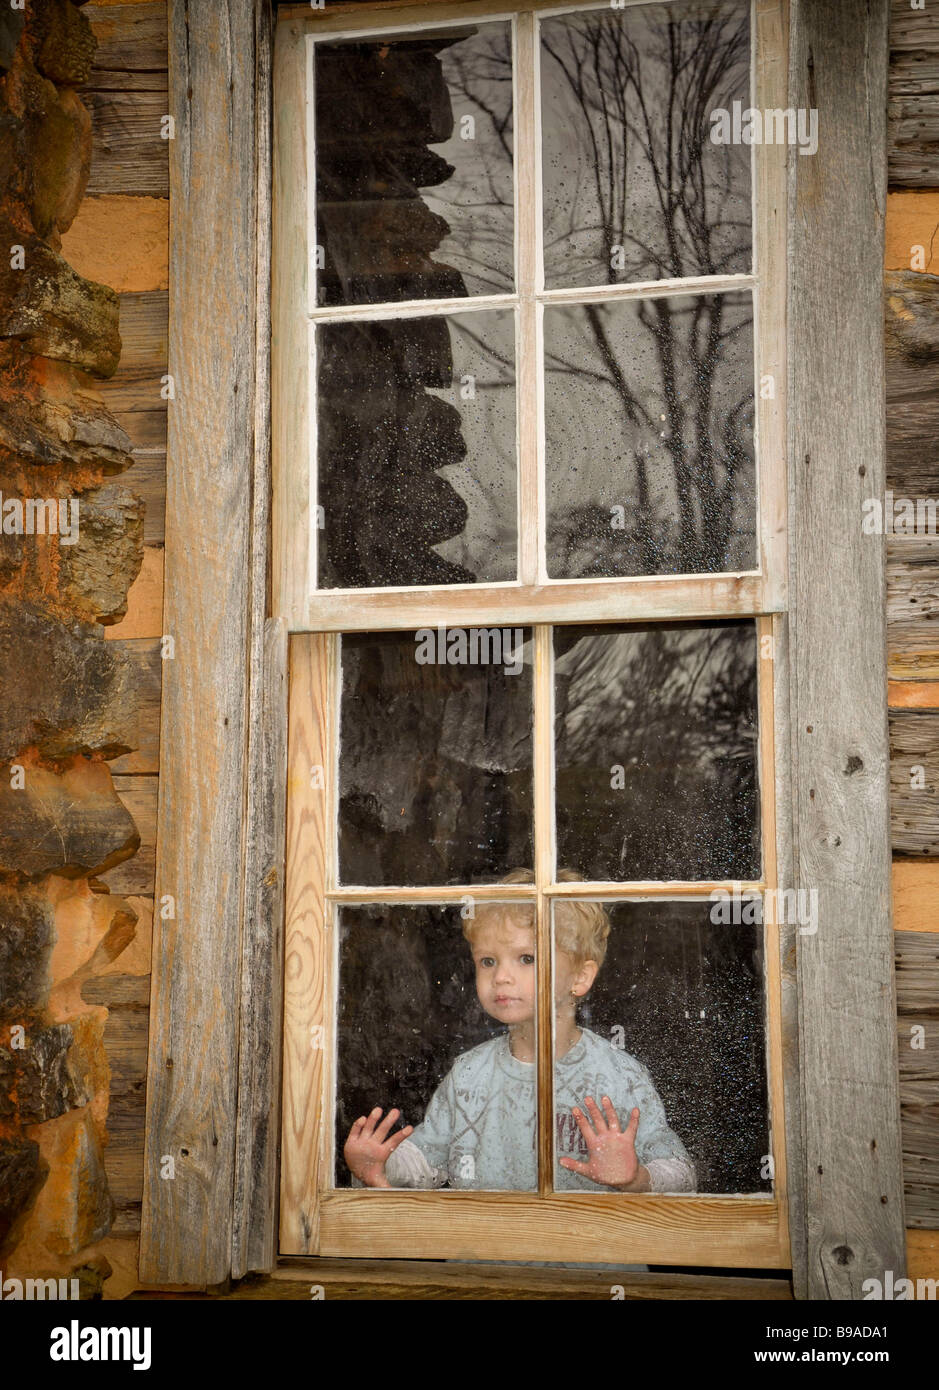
[0,0,165,1300]
[886,0,939,1285]
[0,0,937,1300]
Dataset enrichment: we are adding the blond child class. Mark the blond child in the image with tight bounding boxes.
[344,871,695,1193]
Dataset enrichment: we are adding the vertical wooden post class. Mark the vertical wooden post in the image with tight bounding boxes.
[787,0,906,1297]
[140,0,265,1286]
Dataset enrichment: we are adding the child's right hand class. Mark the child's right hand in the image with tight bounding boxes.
[344,1107,413,1188]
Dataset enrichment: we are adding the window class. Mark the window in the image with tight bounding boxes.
[274,0,790,1266]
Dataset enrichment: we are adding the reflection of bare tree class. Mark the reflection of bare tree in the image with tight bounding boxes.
[440,4,753,576]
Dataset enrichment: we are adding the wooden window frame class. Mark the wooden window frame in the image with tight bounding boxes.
[140,0,905,1300]
[276,0,788,1270]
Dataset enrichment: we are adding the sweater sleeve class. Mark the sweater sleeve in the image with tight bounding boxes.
[384,1067,457,1188]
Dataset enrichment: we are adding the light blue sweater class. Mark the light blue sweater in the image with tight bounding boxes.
[385,1028,695,1193]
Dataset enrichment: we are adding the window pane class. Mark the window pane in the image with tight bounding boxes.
[554,621,760,880]
[552,899,769,1195]
[544,292,756,578]
[338,629,534,884]
[315,23,514,306]
[317,312,518,589]
[540,0,751,289]
[335,902,538,1191]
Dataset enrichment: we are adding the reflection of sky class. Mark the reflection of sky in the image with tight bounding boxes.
[427,312,518,582]
[544,293,756,572]
[540,3,752,286]
[422,22,515,297]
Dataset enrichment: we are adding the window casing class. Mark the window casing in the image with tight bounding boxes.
[274,0,791,1266]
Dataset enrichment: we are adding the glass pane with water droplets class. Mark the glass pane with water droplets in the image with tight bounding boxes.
[317,311,517,589]
[553,620,760,881]
[315,24,514,306]
[544,292,756,578]
[550,898,769,1195]
[540,0,751,289]
[335,901,537,1191]
[338,628,534,884]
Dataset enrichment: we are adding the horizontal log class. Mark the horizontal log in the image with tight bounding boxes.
[894,929,939,1226]
[888,97,939,187]
[86,90,169,197]
[107,638,161,774]
[891,1,939,55]
[127,450,166,544]
[890,52,939,99]
[84,3,168,79]
[887,537,939,680]
[895,930,939,1016]
[131,1260,793,1301]
[891,711,939,854]
[111,410,166,451]
[104,774,157,894]
[900,1078,939,1228]
[115,291,169,370]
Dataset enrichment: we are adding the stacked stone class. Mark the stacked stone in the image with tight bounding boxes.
[315,36,476,587]
[0,1,144,1295]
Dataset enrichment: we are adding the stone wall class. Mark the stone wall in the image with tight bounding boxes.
[0,0,153,1299]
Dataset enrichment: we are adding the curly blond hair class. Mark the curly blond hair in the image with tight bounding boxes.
[462,868,610,968]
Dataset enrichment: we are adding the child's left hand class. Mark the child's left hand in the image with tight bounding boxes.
[559,1095,651,1192]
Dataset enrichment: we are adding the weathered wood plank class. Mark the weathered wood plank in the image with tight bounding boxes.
[788,0,905,1299]
[887,538,939,681]
[133,1262,793,1301]
[885,269,939,497]
[139,0,261,1287]
[85,3,168,77]
[890,711,939,855]
[115,291,169,369]
[899,1079,939,1228]
[127,450,166,545]
[888,98,939,187]
[231,1,279,1280]
[888,1,939,185]
[108,638,161,774]
[105,775,157,894]
[126,1267,794,1306]
[110,409,167,451]
[86,89,169,197]
[896,931,939,1016]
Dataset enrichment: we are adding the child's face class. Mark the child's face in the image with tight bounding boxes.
[470,918,536,1026]
[469,915,595,1025]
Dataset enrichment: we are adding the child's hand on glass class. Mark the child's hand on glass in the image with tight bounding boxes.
[344,1107,413,1188]
[559,1095,651,1192]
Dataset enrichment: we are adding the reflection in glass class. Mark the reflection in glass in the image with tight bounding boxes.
[338,629,533,884]
[554,622,760,881]
[544,292,755,578]
[556,899,769,1195]
[315,24,514,306]
[335,901,537,1191]
[318,312,517,589]
[540,0,751,289]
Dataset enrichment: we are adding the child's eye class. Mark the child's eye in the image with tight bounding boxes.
[521,954,535,966]
[479,957,495,968]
